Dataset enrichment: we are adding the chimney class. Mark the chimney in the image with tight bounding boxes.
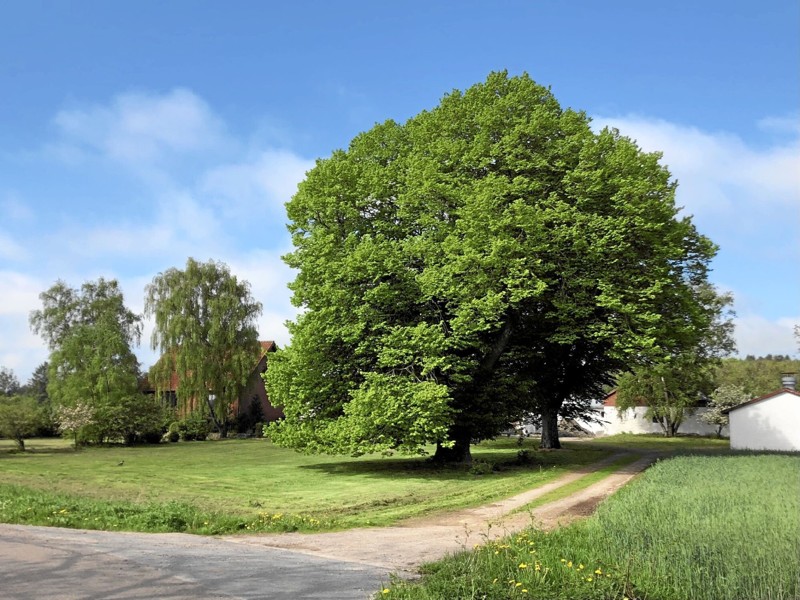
[781,373,797,391]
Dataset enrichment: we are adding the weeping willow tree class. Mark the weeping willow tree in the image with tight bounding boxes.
[145,258,262,436]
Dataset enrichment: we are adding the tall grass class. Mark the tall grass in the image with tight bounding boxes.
[384,454,800,600]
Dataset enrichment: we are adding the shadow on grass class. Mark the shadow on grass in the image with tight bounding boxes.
[298,445,611,480]
[0,446,80,458]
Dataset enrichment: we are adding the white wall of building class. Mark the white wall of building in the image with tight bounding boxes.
[728,392,800,452]
[581,406,727,437]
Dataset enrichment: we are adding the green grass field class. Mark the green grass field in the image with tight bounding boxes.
[383,453,800,600]
[0,436,613,533]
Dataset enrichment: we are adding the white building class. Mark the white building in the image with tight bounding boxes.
[579,390,725,437]
[726,387,800,452]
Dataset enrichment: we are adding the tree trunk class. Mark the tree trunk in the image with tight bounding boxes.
[15,437,24,451]
[205,395,226,437]
[433,425,473,464]
[540,404,561,449]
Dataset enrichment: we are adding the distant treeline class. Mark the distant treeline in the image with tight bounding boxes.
[715,356,800,398]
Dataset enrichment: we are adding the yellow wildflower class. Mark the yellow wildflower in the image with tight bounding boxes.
[519,562,528,569]
[595,568,602,575]
[381,588,390,595]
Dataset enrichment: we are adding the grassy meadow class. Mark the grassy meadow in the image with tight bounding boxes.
[382,454,800,600]
[0,436,612,533]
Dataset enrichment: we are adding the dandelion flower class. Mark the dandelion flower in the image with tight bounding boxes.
[595,569,602,575]
[381,588,390,595]
[519,562,528,569]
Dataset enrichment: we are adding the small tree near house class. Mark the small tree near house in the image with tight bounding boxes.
[701,384,749,437]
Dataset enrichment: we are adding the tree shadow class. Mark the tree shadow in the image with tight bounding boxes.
[298,444,610,480]
[0,446,79,459]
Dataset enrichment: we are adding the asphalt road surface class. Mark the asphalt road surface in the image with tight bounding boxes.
[0,524,393,600]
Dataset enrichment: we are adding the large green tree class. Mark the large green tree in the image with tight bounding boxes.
[29,278,144,443]
[267,72,724,460]
[145,258,262,436]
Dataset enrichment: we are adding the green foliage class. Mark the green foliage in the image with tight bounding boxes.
[0,366,21,396]
[29,278,144,443]
[616,289,734,436]
[701,384,750,436]
[269,71,724,458]
[171,412,211,441]
[145,258,262,436]
[0,395,43,450]
[386,455,800,600]
[715,356,800,397]
[26,361,50,404]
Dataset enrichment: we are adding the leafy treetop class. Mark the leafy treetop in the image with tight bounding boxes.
[267,71,727,459]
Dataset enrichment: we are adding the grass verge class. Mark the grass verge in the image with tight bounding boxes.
[382,454,800,600]
[0,437,609,533]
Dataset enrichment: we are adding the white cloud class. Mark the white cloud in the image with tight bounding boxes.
[1,193,34,222]
[733,314,799,358]
[592,115,800,218]
[200,150,313,216]
[0,232,28,261]
[0,271,49,380]
[53,88,229,166]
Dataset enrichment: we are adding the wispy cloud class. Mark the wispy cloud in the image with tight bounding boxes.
[52,88,230,166]
[2,88,313,379]
[593,114,800,357]
[592,115,800,218]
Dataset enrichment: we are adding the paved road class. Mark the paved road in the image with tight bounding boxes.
[0,524,392,600]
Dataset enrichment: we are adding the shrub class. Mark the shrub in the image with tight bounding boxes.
[173,412,211,441]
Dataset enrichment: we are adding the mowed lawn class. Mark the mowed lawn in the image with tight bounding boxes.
[0,437,611,532]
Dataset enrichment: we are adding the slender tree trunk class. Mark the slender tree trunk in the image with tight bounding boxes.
[15,437,24,451]
[205,395,226,437]
[540,403,561,449]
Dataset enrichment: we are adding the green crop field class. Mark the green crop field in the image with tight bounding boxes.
[384,453,800,600]
[0,437,612,533]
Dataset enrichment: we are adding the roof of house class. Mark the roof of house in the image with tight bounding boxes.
[723,388,800,414]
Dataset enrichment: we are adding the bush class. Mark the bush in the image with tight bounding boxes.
[469,460,495,476]
[173,412,211,441]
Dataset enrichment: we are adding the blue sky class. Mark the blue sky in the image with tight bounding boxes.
[1,1,798,381]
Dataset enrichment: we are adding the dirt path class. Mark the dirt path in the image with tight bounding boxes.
[223,453,657,574]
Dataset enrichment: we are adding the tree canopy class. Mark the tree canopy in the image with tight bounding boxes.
[29,278,144,443]
[144,258,262,435]
[0,366,21,397]
[616,286,734,436]
[266,71,726,460]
